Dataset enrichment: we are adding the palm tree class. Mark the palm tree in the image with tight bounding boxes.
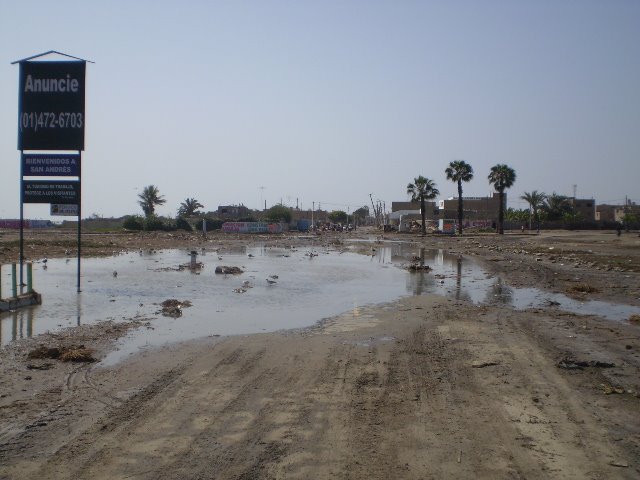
[521,190,547,231]
[178,198,204,217]
[445,160,474,235]
[407,176,440,235]
[543,192,572,221]
[488,164,516,234]
[137,185,166,217]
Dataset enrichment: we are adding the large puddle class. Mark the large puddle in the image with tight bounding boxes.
[2,243,639,364]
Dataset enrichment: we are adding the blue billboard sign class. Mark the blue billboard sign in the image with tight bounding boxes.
[18,61,86,151]
[22,180,79,204]
[22,153,80,177]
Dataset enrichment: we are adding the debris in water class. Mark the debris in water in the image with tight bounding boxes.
[179,262,204,270]
[407,263,432,272]
[215,266,243,275]
[158,299,193,317]
[233,288,247,293]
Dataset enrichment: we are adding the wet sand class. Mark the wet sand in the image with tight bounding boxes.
[1,228,639,479]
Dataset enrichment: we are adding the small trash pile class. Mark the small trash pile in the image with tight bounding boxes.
[567,283,599,294]
[556,356,615,370]
[27,344,96,363]
[215,266,243,274]
[405,255,432,272]
[158,299,193,318]
[407,262,432,272]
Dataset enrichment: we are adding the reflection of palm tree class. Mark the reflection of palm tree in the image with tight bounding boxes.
[406,247,435,295]
[406,270,435,295]
[455,258,462,300]
[453,257,473,302]
[486,277,513,305]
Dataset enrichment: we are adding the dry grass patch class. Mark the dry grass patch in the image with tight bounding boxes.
[567,283,599,294]
[27,344,96,363]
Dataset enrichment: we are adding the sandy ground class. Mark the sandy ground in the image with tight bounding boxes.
[1,228,639,479]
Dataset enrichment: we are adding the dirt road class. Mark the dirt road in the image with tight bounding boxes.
[1,229,639,479]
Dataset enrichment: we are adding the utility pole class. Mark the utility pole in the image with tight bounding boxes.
[370,194,377,226]
[312,201,315,231]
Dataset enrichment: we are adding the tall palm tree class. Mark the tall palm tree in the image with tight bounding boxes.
[544,192,573,221]
[520,190,546,231]
[407,176,440,235]
[488,164,516,234]
[137,185,166,217]
[445,160,474,235]
[178,198,204,217]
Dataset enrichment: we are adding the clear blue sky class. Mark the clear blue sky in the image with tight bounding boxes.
[1,0,639,219]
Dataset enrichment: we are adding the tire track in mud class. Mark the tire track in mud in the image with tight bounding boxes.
[487,309,638,479]
[65,364,121,407]
[36,365,188,479]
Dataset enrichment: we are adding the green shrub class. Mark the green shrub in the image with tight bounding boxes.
[175,217,193,232]
[123,215,144,231]
[195,218,224,231]
[144,215,170,231]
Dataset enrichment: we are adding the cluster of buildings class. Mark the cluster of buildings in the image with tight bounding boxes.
[213,196,639,233]
[387,194,636,232]
[389,194,504,232]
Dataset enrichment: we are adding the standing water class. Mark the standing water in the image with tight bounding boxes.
[2,244,638,363]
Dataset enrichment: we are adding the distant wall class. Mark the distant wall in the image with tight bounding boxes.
[0,219,53,229]
[222,222,285,233]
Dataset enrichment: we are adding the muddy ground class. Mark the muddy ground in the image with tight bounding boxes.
[1,228,639,479]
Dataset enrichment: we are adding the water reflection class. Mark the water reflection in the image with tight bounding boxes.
[0,307,35,344]
[487,278,514,305]
[2,244,640,353]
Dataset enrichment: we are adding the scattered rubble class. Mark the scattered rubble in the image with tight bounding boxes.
[567,283,599,294]
[470,360,500,368]
[407,262,432,272]
[215,266,244,274]
[158,299,193,318]
[27,344,96,363]
[556,357,615,370]
[600,383,625,395]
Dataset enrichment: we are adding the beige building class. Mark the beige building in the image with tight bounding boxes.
[569,198,596,221]
[389,201,438,231]
[596,203,640,223]
[438,193,504,227]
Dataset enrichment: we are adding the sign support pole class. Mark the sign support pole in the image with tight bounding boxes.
[77,151,82,293]
[19,151,24,294]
